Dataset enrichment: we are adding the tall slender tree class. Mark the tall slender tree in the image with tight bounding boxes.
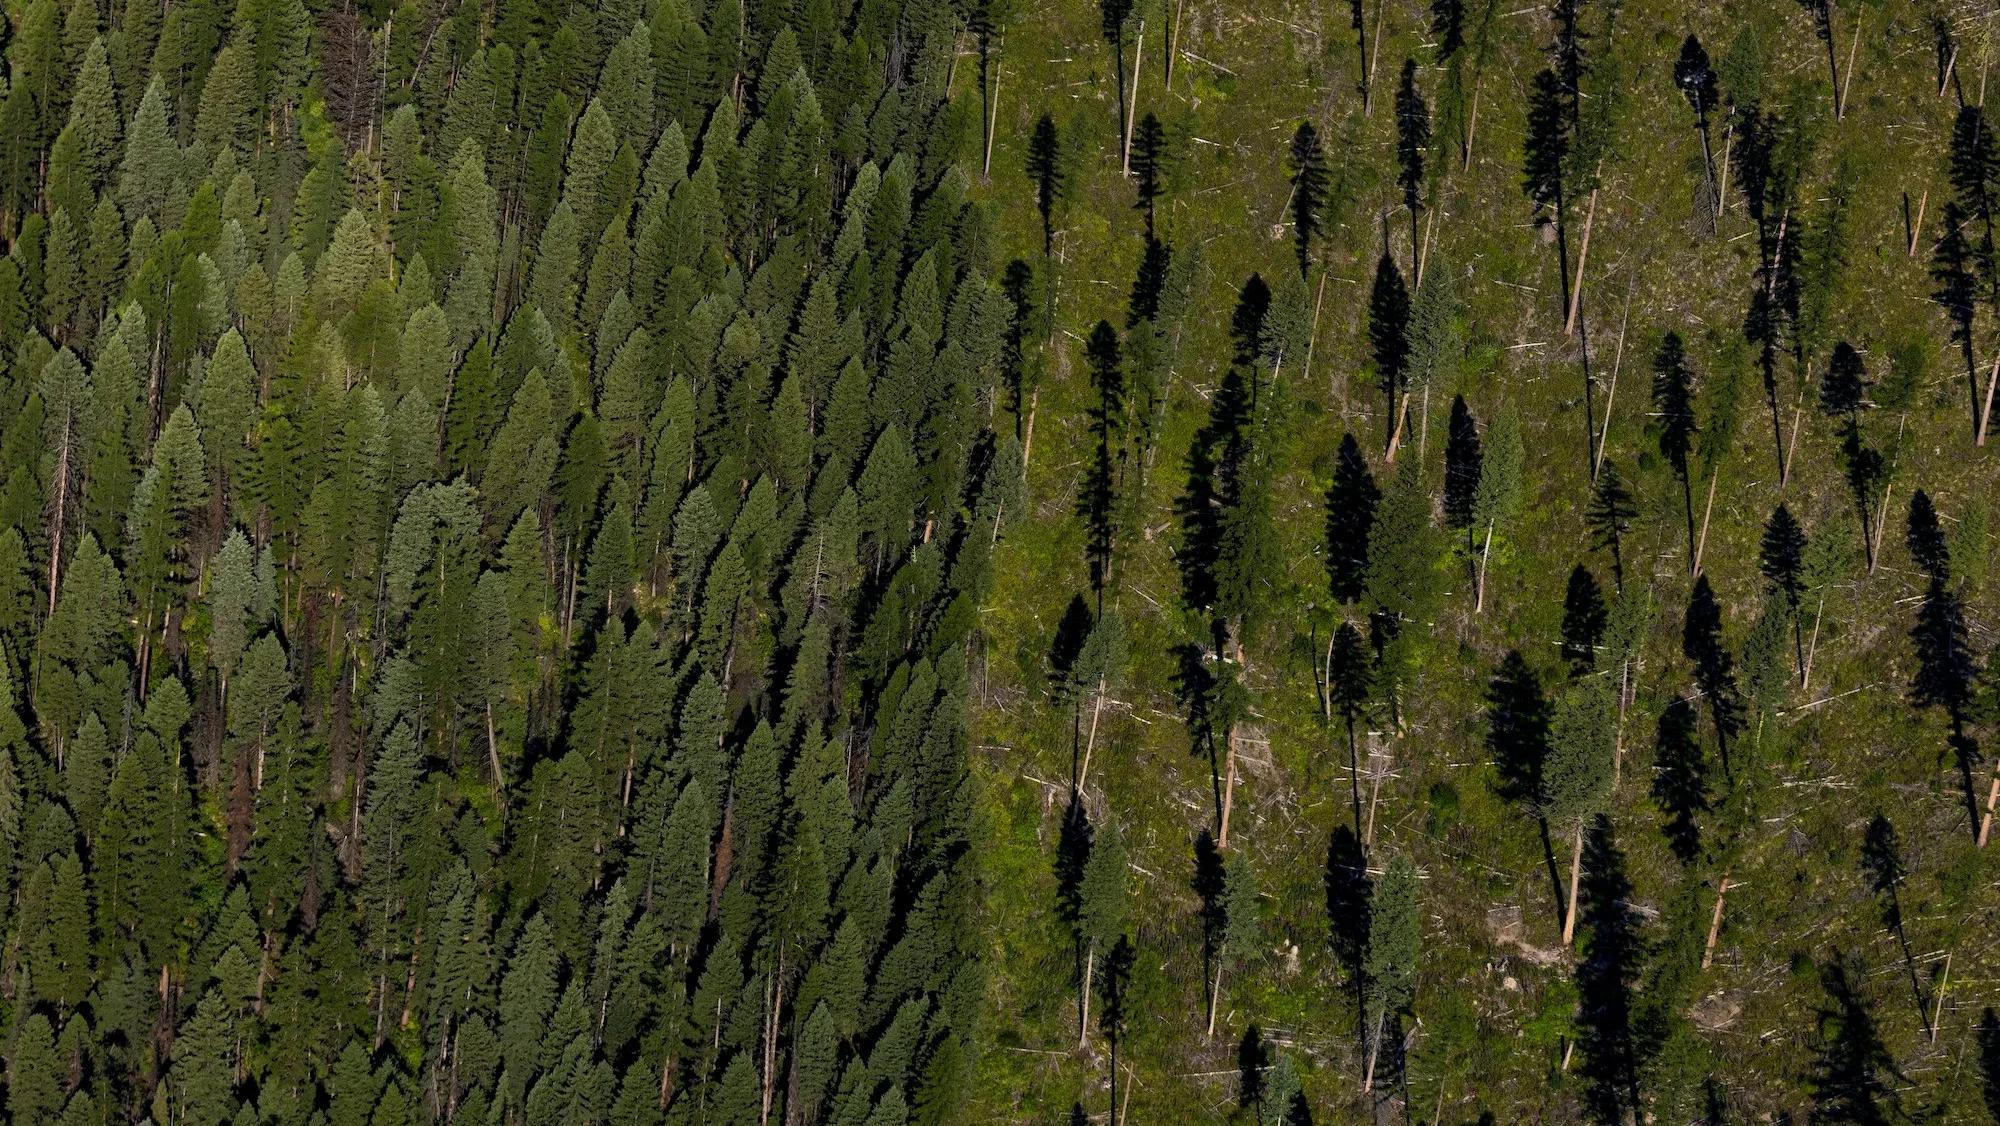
[1395,60,1431,255]
[1290,122,1331,278]
[1652,331,1700,564]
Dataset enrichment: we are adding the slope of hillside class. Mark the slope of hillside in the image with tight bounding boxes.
[966,1,2000,1121]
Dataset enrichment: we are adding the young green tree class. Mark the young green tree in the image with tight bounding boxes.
[1544,676,1614,944]
[1208,848,1259,1038]
[1585,460,1638,589]
[1361,854,1419,1093]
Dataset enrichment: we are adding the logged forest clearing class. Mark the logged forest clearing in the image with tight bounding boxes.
[0,0,1991,1121]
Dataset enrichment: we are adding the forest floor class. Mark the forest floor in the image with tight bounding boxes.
[961,0,2000,1122]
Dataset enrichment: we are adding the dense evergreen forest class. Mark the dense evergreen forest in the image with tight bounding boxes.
[0,0,1995,1119]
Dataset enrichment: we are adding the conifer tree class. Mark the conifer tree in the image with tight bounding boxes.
[1324,433,1379,606]
[1652,331,1700,562]
[1289,122,1330,277]
[1651,696,1708,867]
[1368,251,1410,454]
[1674,35,1720,214]
[1026,113,1068,256]
[1560,564,1606,673]
[1327,621,1372,839]
[1080,320,1124,610]
[1586,460,1638,589]
[1361,854,1419,1093]
[1395,60,1430,254]
[1132,113,1168,238]
[1442,393,1481,552]
[1759,504,1809,677]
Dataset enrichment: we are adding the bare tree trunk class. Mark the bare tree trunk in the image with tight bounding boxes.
[1461,79,1480,171]
[1306,274,1328,398]
[1978,764,1999,846]
[1908,188,1928,256]
[1121,22,1145,176]
[1700,874,1732,969]
[1564,186,1599,336]
[1077,677,1107,794]
[1366,0,1384,114]
[1474,521,1493,614]
[1978,352,2000,445]
[1384,391,1412,462]
[1361,1012,1384,1093]
[1716,122,1734,217]
[1417,384,1431,467]
[1166,0,1186,90]
[1782,399,1805,486]
[1206,961,1224,1038]
[1593,288,1633,482]
[1561,826,1584,945]
[983,52,1002,178]
[1839,13,1861,118]
[45,431,70,615]
[1217,730,1238,849]
[1079,941,1095,1049]
[486,701,507,808]
[1802,592,1825,691]
[1871,482,1894,573]
[1692,472,1719,578]
[1365,755,1384,846]
[1020,387,1039,475]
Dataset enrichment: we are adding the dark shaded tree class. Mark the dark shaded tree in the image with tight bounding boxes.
[1238,1024,1270,1114]
[1100,0,1134,166]
[1002,259,1037,443]
[1561,564,1607,673]
[1979,1009,2000,1121]
[1290,122,1331,277]
[1395,60,1431,253]
[1820,342,1882,567]
[1325,434,1381,605]
[1683,577,1745,776]
[1586,460,1638,589]
[1369,251,1411,453]
[1809,958,1903,1125]
[1132,112,1168,238]
[1760,504,1809,676]
[1574,815,1645,1123]
[1674,34,1720,213]
[1442,394,1482,551]
[1861,815,1934,1040]
[1080,320,1125,609]
[1522,67,1574,319]
[1487,651,1565,918]
[1797,0,1842,118]
[1651,696,1708,867]
[1327,621,1372,837]
[1027,113,1069,255]
[1099,933,1136,1119]
[1907,489,1952,583]
[1652,331,1700,561]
